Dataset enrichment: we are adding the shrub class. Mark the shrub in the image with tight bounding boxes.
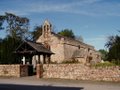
[111,59,120,66]
[94,61,116,67]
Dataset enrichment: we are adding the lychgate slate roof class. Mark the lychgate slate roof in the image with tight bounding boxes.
[15,40,53,55]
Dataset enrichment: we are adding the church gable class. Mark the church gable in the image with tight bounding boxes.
[41,20,52,41]
[36,20,52,43]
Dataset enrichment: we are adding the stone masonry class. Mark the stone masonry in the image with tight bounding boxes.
[0,64,28,77]
[37,64,120,82]
[36,20,101,64]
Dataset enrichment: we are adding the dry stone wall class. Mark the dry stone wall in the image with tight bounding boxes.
[0,64,28,77]
[37,64,120,82]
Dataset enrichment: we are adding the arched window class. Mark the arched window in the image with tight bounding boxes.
[47,25,49,31]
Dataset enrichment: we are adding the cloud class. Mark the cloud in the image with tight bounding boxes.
[0,10,29,16]
[26,0,102,14]
[0,0,104,15]
[0,0,120,17]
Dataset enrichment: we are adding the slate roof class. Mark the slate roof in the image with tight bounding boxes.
[15,40,53,54]
[51,32,94,49]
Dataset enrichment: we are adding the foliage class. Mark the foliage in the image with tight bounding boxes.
[58,29,75,39]
[98,49,108,60]
[0,12,29,39]
[105,33,120,65]
[31,25,42,41]
[105,36,114,48]
[0,15,5,30]
[0,35,22,64]
[111,59,120,66]
[93,62,116,67]
[0,12,29,64]
[75,35,84,42]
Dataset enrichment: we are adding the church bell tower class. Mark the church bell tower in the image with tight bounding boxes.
[42,20,52,40]
[42,20,52,50]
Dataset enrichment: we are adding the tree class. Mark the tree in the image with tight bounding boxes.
[0,15,5,30]
[31,25,42,41]
[0,35,22,64]
[105,36,115,49]
[0,12,29,39]
[58,29,75,39]
[0,38,2,63]
[105,33,120,65]
[98,49,108,60]
[0,12,29,64]
[75,35,84,42]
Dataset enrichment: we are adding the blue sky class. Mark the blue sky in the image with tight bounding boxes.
[0,0,120,50]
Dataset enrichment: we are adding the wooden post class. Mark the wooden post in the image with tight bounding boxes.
[38,55,40,64]
[43,54,46,64]
[48,55,51,64]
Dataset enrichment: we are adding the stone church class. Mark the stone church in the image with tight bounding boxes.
[33,20,101,64]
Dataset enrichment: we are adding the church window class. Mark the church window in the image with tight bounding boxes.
[47,25,49,30]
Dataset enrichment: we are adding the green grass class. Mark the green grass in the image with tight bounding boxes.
[93,61,116,67]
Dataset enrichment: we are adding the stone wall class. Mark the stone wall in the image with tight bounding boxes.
[37,64,120,82]
[50,35,65,63]
[0,64,28,77]
[36,34,65,63]
[64,43,78,60]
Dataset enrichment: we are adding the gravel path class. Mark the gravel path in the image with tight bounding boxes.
[0,76,120,90]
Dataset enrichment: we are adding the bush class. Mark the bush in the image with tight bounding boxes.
[111,59,120,66]
[93,61,116,67]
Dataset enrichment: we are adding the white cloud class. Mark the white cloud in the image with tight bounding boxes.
[0,0,103,16]
[26,0,120,16]
[26,0,102,14]
[1,0,120,17]
[0,10,29,16]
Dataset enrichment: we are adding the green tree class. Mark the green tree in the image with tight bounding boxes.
[0,35,22,64]
[58,29,75,39]
[75,35,84,42]
[98,49,108,60]
[0,12,29,64]
[0,38,2,63]
[31,25,42,41]
[0,12,29,39]
[105,33,120,65]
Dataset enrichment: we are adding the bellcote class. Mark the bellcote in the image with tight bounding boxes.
[42,20,52,38]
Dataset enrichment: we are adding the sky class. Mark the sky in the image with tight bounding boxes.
[0,0,120,50]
